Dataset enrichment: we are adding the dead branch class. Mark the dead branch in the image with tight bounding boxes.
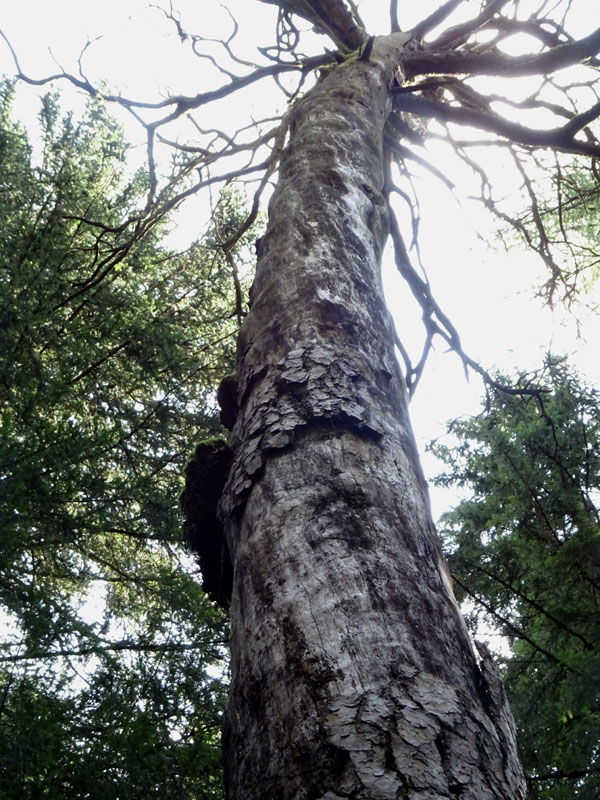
[406,25,600,77]
[393,92,600,157]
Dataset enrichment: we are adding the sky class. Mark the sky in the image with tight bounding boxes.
[1,0,599,519]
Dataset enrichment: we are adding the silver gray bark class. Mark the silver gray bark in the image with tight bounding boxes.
[220,34,527,800]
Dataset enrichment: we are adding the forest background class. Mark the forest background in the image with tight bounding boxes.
[1,0,600,798]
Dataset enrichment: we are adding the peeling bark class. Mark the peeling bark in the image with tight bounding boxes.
[219,35,527,800]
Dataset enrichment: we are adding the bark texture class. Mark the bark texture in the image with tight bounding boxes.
[220,35,527,800]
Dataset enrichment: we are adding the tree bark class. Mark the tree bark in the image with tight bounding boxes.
[220,34,527,800]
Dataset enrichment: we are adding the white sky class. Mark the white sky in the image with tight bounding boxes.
[1,0,599,519]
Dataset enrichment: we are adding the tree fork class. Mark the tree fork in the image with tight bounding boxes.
[219,34,526,800]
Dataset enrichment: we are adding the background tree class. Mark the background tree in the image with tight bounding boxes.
[491,155,600,305]
[3,1,600,797]
[0,81,258,798]
[433,357,600,799]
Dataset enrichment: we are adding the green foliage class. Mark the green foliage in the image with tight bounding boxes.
[433,357,600,799]
[540,162,600,297]
[0,81,256,797]
[499,157,600,303]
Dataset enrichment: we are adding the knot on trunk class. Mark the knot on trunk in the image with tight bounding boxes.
[217,374,239,431]
[181,440,233,610]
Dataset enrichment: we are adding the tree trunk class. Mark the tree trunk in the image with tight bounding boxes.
[220,34,527,800]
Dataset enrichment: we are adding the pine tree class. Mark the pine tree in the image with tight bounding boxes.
[0,83,255,798]
[433,357,600,799]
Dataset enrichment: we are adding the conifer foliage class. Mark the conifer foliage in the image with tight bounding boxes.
[434,358,600,799]
[0,81,252,798]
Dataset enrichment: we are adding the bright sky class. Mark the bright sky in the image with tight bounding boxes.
[2,0,599,519]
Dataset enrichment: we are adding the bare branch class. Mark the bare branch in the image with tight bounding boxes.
[385,134,455,190]
[0,639,209,663]
[389,200,553,398]
[0,28,334,116]
[410,0,468,42]
[258,0,367,51]
[390,0,400,34]
[406,25,600,77]
[393,92,600,157]
[529,765,600,783]
[421,0,514,50]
